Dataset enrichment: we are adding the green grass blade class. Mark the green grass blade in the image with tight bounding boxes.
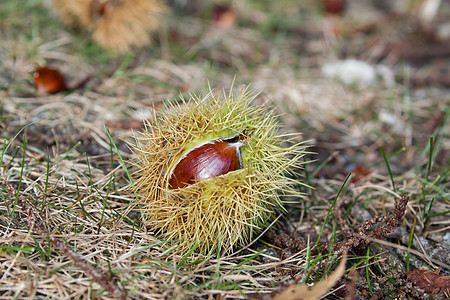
[406,217,416,272]
[316,173,351,248]
[104,126,136,196]
[380,145,397,193]
[10,134,27,219]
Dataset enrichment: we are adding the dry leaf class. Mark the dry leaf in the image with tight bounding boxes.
[406,269,450,296]
[349,165,371,183]
[273,255,347,300]
[344,269,357,300]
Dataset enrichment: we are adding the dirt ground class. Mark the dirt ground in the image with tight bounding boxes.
[1,0,449,299]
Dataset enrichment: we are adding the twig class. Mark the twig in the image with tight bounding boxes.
[321,195,409,256]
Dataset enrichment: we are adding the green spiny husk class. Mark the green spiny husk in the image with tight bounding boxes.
[131,87,307,256]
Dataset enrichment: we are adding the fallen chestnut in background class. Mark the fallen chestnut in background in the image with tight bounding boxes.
[33,66,66,94]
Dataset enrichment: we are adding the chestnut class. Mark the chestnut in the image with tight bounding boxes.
[131,88,307,256]
[33,66,66,94]
[169,135,243,189]
[50,0,167,53]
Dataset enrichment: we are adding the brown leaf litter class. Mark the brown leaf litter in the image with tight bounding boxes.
[407,269,450,297]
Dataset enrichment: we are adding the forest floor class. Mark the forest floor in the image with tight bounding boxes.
[0,0,449,299]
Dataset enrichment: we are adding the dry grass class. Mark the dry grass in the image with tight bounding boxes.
[1,0,449,299]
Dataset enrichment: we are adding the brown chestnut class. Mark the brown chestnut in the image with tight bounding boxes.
[131,88,308,256]
[169,135,243,189]
[33,66,66,94]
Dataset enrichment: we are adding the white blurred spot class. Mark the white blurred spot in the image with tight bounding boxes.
[322,59,376,86]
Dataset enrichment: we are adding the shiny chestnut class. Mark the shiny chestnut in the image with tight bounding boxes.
[169,135,243,189]
[33,66,66,94]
